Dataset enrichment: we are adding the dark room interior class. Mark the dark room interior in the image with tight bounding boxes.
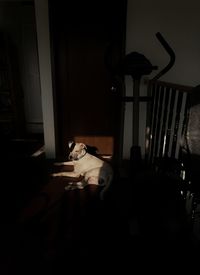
[1,0,200,274]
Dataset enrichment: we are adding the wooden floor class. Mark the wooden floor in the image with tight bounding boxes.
[1,144,200,274]
[0,149,129,274]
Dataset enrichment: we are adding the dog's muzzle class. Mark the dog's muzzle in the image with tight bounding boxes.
[68,149,86,161]
[68,154,76,160]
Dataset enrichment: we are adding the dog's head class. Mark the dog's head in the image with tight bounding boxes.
[68,141,87,160]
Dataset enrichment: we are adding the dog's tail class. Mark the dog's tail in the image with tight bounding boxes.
[99,173,113,200]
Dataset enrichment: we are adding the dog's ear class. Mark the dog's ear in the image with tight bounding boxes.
[68,141,74,149]
[79,143,87,150]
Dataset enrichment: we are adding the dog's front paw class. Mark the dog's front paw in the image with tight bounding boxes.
[51,173,59,177]
[53,161,73,166]
[51,172,69,177]
[51,172,65,177]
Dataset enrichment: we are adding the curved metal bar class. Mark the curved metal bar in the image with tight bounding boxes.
[152,32,176,81]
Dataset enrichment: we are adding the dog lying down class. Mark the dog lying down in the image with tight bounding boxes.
[51,142,113,200]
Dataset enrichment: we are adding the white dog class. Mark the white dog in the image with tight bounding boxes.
[51,142,113,199]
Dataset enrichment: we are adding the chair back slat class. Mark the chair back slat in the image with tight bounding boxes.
[146,80,193,165]
[158,86,170,158]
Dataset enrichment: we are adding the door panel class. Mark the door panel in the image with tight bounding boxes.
[49,0,127,163]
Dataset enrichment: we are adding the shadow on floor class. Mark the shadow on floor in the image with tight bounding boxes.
[1,153,200,274]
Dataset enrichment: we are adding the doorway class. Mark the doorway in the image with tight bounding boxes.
[49,0,127,165]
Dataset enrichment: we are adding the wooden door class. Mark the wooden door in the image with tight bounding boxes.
[49,0,127,164]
